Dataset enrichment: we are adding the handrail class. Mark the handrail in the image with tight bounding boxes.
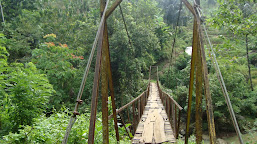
[108,90,146,119]
[162,91,183,110]
[108,82,151,135]
[156,80,182,139]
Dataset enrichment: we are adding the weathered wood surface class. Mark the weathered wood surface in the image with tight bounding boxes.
[132,83,176,143]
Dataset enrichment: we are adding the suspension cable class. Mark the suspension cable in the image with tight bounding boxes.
[170,1,183,67]
[62,0,110,143]
[195,5,244,144]
[169,1,182,88]
[119,4,133,49]
[172,1,182,65]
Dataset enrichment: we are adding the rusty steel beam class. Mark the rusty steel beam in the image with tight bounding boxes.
[106,0,123,18]
[180,0,196,17]
[178,0,217,143]
[101,23,109,144]
[88,0,110,143]
[195,19,203,144]
[185,17,198,144]
[105,21,120,143]
[101,0,109,143]
[88,21,104,144]
[107,51,120,141]
[199,25,217,144]
[195,2,203,144]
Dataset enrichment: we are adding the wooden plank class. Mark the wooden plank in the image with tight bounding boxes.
[142,112,154,143]
[154,111,167,143]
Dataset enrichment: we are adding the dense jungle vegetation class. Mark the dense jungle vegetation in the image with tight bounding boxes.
[0,0,256,143]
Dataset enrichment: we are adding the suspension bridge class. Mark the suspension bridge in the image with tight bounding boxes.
[61,0,245,144]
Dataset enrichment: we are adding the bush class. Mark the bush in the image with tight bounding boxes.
[31,36,84,108]
[0,35,54,136]
[175,53,191,70]
[0,109,130,144]
[209,65,257,132]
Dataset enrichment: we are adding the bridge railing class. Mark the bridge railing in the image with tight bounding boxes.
[157,80,183,139]
[108,82,151,136]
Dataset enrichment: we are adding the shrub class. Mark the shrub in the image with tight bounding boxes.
[1,109,130,144]
[0,36,54,136]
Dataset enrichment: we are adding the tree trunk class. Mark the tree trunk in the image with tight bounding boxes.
[246,34,254,91]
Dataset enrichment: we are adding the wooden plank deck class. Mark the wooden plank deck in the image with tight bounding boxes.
[132,83,176,143]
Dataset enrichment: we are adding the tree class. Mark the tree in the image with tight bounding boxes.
[209,0,257,91]
[106,0,167,105]
[158,0,189,27]
[1,0,36,22]
[31,34,85,108]
[209,64,257,131]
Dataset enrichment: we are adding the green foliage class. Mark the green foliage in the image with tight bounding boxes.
[209,63,257,131]
[158,0,191,27]
[1,0,256,141]
[1,0,37,21]
[3,0,168,109]
[3,0,98,62]
[209,0,257,36]
[249,53,257,66]
[175,53,191,70]
[0,35,54,136]
[0,109,130,144]
[206,0,257,130]
[105,0,167,106]
[4,9,42,62]
[31,36,85,108]
[176,135,197,144]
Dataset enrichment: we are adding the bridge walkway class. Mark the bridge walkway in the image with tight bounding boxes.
[132,83,176,143]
